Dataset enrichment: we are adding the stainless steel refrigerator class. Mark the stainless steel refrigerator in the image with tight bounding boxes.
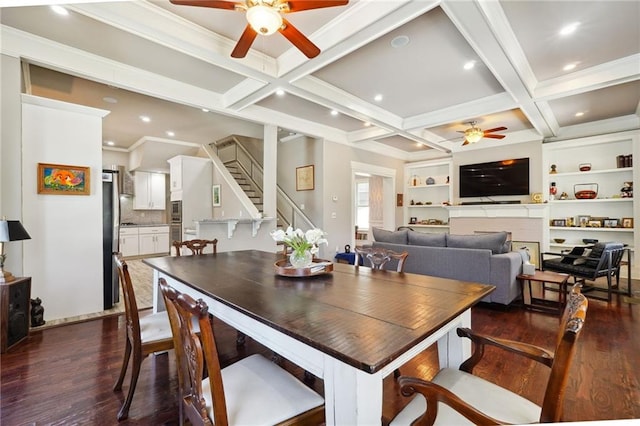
[102,169,121,310]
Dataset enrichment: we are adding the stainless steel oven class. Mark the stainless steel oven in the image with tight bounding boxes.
[170,201,182,223]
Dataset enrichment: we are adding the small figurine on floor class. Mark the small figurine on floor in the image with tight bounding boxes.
[30,297,46,327]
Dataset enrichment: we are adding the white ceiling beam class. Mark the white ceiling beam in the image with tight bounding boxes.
[442,0,554,138]
[534,54,640,101]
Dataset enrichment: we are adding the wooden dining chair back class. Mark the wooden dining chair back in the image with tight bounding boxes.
[159,278,325,426]
[390,284,588,425]
[355,246,409,273]
[173,239,218,256]
[113,253,175,421]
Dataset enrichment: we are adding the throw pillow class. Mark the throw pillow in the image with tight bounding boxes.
[446,231,509,254]
[407,230,446,247]
[371,227,408,244]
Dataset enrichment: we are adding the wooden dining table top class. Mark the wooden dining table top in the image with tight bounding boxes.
[143,250,495,374]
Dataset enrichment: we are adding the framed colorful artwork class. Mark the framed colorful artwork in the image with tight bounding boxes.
[296,165,314,191]
[37,163,90,195]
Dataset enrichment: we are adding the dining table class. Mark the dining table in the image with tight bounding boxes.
[143,250,495,425]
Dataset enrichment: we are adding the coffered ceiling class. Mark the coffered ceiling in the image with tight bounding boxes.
[1,0,639,161]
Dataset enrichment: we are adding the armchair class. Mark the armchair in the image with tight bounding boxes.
[541,242,627,301]
[390,284,588,425]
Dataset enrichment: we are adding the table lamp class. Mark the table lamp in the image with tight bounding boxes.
[0,219,31,283]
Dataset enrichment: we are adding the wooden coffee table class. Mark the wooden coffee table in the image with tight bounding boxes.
[517,270,570,315]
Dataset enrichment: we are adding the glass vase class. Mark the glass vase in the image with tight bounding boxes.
[289,250,313,269]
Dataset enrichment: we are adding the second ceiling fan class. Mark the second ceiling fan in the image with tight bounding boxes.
[170,0,349,59]
[458,121,507,146]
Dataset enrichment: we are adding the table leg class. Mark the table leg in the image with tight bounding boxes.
[437,309,471,369]
[323,356,382,425]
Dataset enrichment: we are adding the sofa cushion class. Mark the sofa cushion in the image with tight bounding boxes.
[372,227,408,244]
[446,232,509,254]
[407,230,446,247]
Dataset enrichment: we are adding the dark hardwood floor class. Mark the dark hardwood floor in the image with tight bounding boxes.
[2,281,639,425]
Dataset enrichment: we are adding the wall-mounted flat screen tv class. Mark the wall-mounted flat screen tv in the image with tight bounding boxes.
[459,157,530,197]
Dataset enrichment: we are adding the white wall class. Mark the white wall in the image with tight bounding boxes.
[0,54,25,277]
[21,95,109,321]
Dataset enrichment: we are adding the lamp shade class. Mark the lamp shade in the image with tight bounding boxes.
[0,220,31,242]
[246,4,282,35]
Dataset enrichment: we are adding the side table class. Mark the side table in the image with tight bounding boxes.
[1,276,32,353]
[517,270,569,315]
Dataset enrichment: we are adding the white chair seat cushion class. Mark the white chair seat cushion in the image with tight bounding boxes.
[390,368,541,425]
[139,311,199,344]
[202,354,324,425]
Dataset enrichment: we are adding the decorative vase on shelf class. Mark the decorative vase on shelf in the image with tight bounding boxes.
[289,249,313,269]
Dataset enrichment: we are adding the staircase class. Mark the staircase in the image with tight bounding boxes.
[225,162,263,215]
[212,135,315,230]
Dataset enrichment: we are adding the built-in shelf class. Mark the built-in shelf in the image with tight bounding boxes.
[410,224,450,229]
[195,218,275,238]
[407,183,450,189]
[407,204,449,208]
[550,167,633,178]
[549,198,632,204]
[549,226,634,233]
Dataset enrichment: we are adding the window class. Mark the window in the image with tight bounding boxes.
[355,180,369,230]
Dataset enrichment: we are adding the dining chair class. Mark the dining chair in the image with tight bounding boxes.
[354,246,409,273]
[158,278,325,426]
[172,238,244,346]
[173,238,218,256]
[113,253,175,421]
[390,284,588,425]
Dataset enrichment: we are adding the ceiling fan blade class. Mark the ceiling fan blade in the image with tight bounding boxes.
[482,126,507,133]
[279,19,320,58]
[287,0,349,12]
[169,0,238,10]
[462,139,470,146]
[483,134,506,139]
[231,25,258,58]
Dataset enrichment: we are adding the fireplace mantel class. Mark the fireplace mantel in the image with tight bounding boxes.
[446,204,548,218]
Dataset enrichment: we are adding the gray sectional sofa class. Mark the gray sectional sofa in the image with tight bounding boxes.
[370,228,523,306]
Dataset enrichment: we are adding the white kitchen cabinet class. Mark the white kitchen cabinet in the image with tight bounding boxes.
[134,171,166,210]
[138,226,170,255]
[404,160,453,233]
[167,155,212,222]
[119,227,139,257]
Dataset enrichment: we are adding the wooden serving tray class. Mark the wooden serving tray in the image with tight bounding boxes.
[274,258,334,277]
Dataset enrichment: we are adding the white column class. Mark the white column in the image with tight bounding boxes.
[263,124,277,220]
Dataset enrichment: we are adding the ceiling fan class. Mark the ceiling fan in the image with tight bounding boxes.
[169,0,349,59]
[457,121,507,146]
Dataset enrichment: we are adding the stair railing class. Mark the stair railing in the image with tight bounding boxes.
[213,136,315,230]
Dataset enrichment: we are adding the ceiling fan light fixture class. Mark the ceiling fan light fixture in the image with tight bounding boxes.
[464,127,483,144]
[247,5,283,35]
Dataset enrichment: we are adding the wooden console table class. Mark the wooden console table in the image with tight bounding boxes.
[1,277,31,353]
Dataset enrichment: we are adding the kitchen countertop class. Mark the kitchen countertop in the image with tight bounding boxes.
[120,223,169,228]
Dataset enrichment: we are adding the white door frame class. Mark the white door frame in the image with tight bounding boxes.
[350,161,396,246]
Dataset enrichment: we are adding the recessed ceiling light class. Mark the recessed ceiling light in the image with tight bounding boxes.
[374,94,383,102]
[563,63,578,71]
[105,140,115,146]
[276,89,285,96]
[50,5,69,16]
[201,108,210,112]
[330,110,339,116]
[139,115,151,123]
[575,111,585,117]
[463,60,476,70]
[166,131,175,137]
[102,96,118,104]
[363,122,371,127]
[390,35,410,48]
[559,22,580,36]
